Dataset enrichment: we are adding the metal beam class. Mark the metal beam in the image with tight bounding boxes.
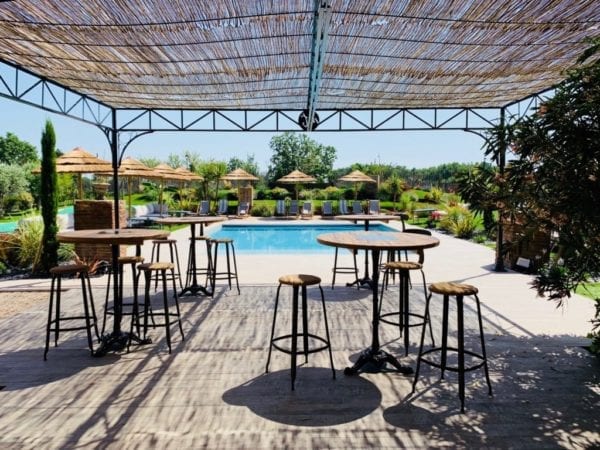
[305,0,332,131]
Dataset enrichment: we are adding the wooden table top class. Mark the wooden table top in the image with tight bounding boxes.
[334,214,401,222]
[154,216,227,226]
[57,228,169,245]
[317,230,439,251]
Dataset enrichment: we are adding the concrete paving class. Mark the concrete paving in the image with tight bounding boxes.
[0,218,598,449]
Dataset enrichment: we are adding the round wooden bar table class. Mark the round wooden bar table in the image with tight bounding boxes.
[57,228,169,356]
[317,230,439,375]
[155,216,227,296]
[334,214,402,287]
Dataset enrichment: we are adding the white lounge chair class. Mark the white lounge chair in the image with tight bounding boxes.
[236,201,250,217]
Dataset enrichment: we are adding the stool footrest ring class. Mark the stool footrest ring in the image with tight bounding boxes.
[379,311,427,328]
[271,333,331,356]
[418,347,487,373]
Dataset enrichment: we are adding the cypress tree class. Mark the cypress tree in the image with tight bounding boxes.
[38,119,58,273]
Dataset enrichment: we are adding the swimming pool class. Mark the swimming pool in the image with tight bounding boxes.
[0,205,74,233]
[207,222,396,253]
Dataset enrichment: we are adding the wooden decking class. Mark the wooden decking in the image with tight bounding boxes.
[0,281,598,449]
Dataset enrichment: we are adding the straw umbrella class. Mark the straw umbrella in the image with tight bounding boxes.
[153,163,189,211]
[276,169,316,200]
[118,157,161,218]
[221,168,259,207]
[338,169,376,200]
[174,166,204,210]
[32,147,113,199]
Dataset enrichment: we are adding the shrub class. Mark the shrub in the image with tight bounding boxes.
[3,191,34,212]
[438,206,477,238]
[13,218,43,269]
[270,187,289,200]
[250,204,272,217]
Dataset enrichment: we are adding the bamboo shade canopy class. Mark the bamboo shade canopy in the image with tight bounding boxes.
[0,1,599,110]
[153,163,190,182]
[32,147,113,175]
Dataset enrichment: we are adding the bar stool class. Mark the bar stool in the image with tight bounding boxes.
[150,239,183,291]
[186,236,213,291]
[266,274,335,390]
[133,262,185,353]
[378,249,433,356]
[412,282,493,412]
[101,255,145,335]
[331,248,359,289]
[210,238,240,294]
[44,264,99,360]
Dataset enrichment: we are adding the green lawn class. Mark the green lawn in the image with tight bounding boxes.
[576,283,600,300]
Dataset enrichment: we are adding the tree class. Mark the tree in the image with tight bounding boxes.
[0,164,30,216]
[196,159,227,207]
[267,132,336,184]
[0,132,38,165]
[38,120,59,274]
[456,162,498,236]
[227,154,260,177]
[167,153,184,169]
[501,39,600,350]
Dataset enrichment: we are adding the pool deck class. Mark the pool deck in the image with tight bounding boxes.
[0,217,598,449]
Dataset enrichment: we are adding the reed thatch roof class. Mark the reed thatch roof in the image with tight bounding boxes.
[1,1,598,110]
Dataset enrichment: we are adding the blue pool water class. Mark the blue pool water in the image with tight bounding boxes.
[207,223,395,254]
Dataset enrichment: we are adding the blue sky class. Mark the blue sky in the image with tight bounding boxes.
[0,97,489,173]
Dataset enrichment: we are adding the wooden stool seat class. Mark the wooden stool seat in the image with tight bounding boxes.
[429,282,478,296]
[117,255,145,265]
[384,261,422,271]
[139,262,174,271]
[278,274,321,286]
[49,264,89,275]
[152,238,177,244]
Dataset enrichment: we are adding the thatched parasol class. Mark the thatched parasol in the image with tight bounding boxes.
[175,166,203,182]
[338,169,376,200]
[118,157,161,218]
[152,163,190,210]
[221,168,259,183]
[32,146,113,199]
[277,169,316,200]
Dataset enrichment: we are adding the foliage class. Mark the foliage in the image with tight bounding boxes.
[11,219,43,268]
[497,39,600,346]
[0,132,38,165]
[267,132,336,184]
[196,160,227,206]
[438,206,477,238]
[250,203,272,217]
[456,162,498,236]
[138,157,160,168]
[166,153,185,169]
[38,120,59,274]
[0,164,30,216]
[424,186,443,203]
[3,191,34,212]
[227,154,260,177]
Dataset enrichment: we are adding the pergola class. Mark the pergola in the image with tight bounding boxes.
[1,0,599,269]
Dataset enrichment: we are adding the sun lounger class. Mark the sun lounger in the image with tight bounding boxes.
[288,200,299,217]
[217,199,229,215]
[235,201,250,218]
[368,199,380,215]
[321,201,334,218]
[301,201,313,219]
[275,199,286,216]
[338,199,349,215]
[351,200,363,214]
[197,200,210,216]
